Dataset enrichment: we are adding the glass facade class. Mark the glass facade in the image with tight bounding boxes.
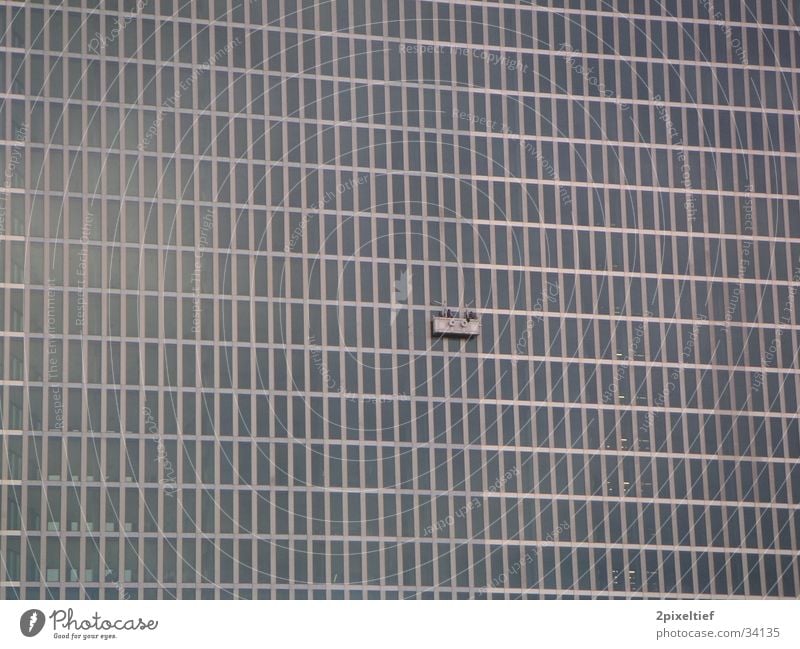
[1,0,799,599]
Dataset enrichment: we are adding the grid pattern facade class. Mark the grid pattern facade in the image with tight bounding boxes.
[1,0,799,599]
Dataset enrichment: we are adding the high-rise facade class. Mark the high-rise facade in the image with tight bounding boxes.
[1,0,799,600]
